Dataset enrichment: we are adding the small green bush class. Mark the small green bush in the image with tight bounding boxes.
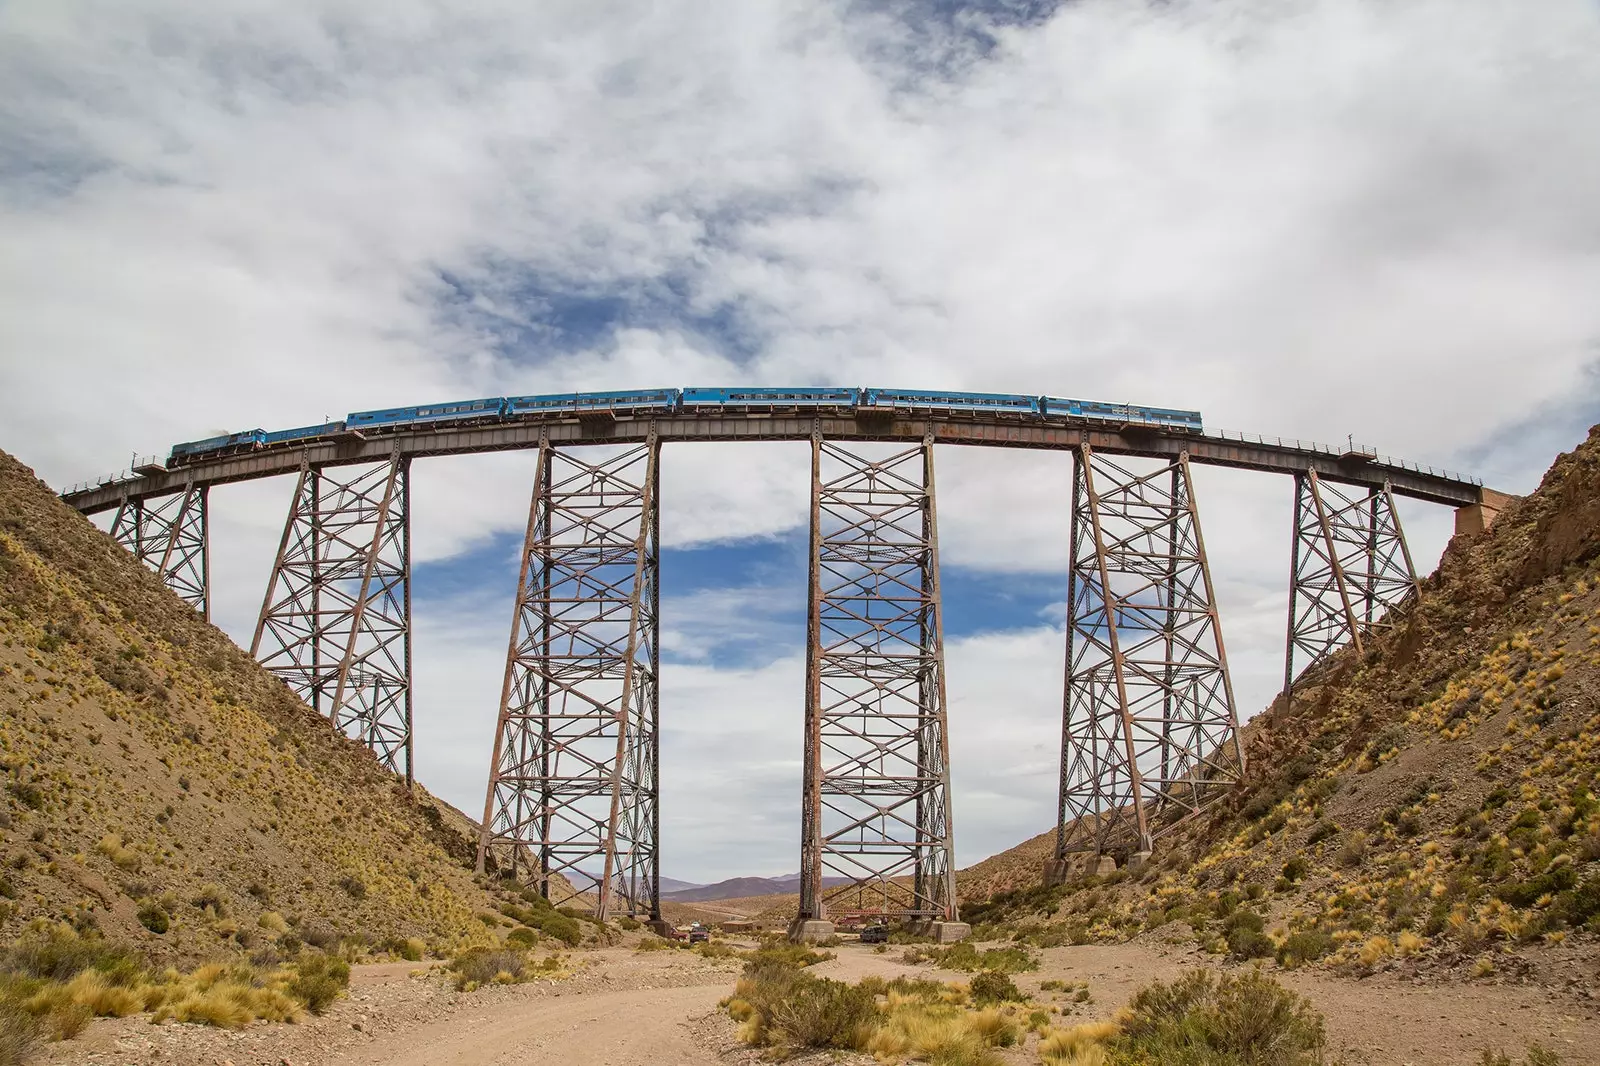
[450,948,526,990]
[768,976,878,1049]
[969,969,1025,1005]
[1276,930,1333,968]
[287,954,350,1014]
[136,900,169,935]
[1116,968,1325,1065]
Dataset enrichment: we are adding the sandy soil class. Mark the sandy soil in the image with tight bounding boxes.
[37,939,1600,1066]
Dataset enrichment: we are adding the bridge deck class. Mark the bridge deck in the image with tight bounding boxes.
[61,411,1485,514]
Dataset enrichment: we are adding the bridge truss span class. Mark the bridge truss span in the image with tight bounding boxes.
[68,399,1501,924]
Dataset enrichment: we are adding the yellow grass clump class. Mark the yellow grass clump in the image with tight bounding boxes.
[1038,1021,1120,1066]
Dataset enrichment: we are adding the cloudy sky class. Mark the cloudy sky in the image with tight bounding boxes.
[3,0,1599,884]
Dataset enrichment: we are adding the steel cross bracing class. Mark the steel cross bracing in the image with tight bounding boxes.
[250,452,414,783]
[110,484,210,620]
[798,430,958,922]
[477,437,660,922]
[1058,447,1244,858]
[1283,470,1420,707]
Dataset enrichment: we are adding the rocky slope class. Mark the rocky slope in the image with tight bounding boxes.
[960,426,1600,981]
[0,447,503,963]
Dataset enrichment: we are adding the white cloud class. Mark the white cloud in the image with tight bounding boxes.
[7,0,1600,879]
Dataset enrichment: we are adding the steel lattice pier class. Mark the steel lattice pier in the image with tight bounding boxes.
[1283,471,1420,708]
[478,437,660,921]
[798,430,958,922]
[251,452,413,782]
[1057,447,1244,859]
[110,483,209,620]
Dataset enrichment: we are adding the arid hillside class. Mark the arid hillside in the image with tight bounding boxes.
[961,426,1600,981]
[0,447,504,964]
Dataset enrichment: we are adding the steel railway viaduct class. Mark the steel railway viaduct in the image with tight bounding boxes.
[63,403,1506,941]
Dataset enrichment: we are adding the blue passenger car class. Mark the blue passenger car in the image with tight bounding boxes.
[504,389,678,416]
[1042,396,1202,431]
[168,429,266,465]
[680,387,858,409]
[861,388,1039,415]
[262,421,347,447]
[346,398,507,430]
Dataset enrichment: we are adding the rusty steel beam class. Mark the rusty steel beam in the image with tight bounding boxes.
[251,451,413,782]
[797,430,958,922]
[477,436,660,920]
[1058,448,1243,859]
[63,413,1486,516]
[109,481,210,620]
[1283,472,1420,708]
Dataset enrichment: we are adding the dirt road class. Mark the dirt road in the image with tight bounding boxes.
[42,939,1600,1066]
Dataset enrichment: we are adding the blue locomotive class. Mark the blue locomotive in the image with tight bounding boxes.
[166,387,1203,466]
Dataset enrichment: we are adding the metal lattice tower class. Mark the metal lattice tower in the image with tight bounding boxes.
[798,429,957,922]
[251,452,413,783]
[478,437,660,921]
[1284,471,1420,706]
[1058,447,1243,858]
[110,484,210,620]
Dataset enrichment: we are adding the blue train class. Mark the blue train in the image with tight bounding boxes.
[165,387,1202,466]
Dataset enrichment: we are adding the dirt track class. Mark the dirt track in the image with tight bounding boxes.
[41,939,1600,1066]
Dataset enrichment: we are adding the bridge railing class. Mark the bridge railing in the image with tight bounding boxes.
[1201,428,1482,487]
[60,424,1484,498]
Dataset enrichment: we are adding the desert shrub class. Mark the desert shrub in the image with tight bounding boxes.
[907,941,1038,974]
[500,897,583,946]
[379,937,425,961]
[743,941,834,969]
[1275,930,1333,968]
[693,941,739,960]
[1335,833,1367,868]
[969,969,1025,1005]
[1116,968,1325,1065]
[94,835,141,872]
[1551,876,1600,931]
[1223,911,1272,960]
[1280,856,1310,884]
[506,927,539,949]
[300,925,339,950]
[767,976,878,1049]
[617,917,641,931]
[337,875,367,900]
[1305,821,1338,847]
[1,923,142,984]
[286,954,350,1013]
[0,999,38,1066]
[190,883,227,916]
[136,900,169,935]
[449,948,527,991]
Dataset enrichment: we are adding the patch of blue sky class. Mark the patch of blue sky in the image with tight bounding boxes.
[430,264,763,369]
[414,525,1067,672]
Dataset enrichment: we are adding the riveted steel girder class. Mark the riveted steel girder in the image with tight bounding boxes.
[110,484,210,620]
[1058,447,1243,858]
[1283,471,1420,707]
[251,452,413,783]
[477,436,660,921]
[799,428,958,922]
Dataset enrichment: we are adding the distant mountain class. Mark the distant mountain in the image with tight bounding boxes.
[664,876,789,902]
[661,872,853,902]
[657,876,705,894]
